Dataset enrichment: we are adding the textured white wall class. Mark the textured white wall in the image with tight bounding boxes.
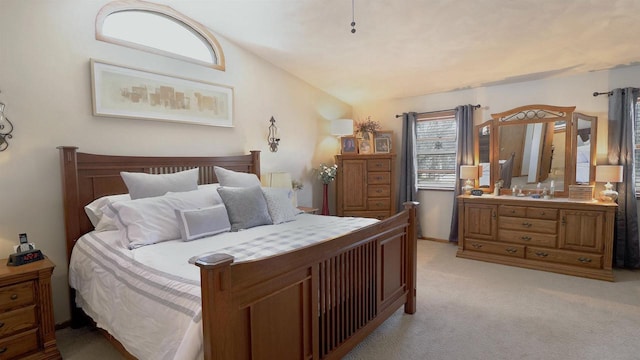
[0,0,350,323]
[353,65,640,240]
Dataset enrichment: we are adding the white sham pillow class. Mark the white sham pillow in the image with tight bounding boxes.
[214,166,261,188]
[109,186,222,249]
[175,204,231,241]
[85,193,131,227]
[261,187,299,224]
[121,168,199,200]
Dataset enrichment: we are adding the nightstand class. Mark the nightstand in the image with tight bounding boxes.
[297,206,319,214]
[0,258,61,359]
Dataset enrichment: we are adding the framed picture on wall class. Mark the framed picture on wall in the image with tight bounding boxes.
[358,139,373,154]
[374,131,393,152]
[374,138,391,153]
[340,136,357,154]
[91,59,234,127]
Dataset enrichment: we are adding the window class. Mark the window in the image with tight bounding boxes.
[96,1,225,70]
[416,111,457,189]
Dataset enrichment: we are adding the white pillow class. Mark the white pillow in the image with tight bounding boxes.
[175,204,231,241]
[217,186,272,231]
[214,166,261,187]
[109,186,222,249]
[85,193,131,227]
[261,187,299,224]
[121,168,199,200]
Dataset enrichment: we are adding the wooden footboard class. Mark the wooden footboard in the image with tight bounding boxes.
[196,202,418,360]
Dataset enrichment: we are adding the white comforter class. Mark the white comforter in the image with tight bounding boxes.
[69,214,377,360]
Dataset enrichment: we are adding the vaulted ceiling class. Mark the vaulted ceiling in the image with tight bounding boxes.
[168,0,640,104]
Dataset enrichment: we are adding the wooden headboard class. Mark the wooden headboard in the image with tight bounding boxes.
[58,146,260,263]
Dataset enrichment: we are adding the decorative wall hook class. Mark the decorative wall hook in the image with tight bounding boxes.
[267,116,280,152]
[0,99,13,152]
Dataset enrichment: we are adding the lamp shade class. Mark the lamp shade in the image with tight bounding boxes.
[331,119,354,136]
[595,165,623,183]
[460,165,478,180]
[261,172,292,189]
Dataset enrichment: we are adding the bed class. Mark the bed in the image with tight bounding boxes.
[58,146,418,360]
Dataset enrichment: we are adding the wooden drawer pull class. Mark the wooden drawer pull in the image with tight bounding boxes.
[0,347,6,354]
[0,322,4,328]
[521,222,532,228]
[510,210,516,214]
[376,189,383,193]
[520,236,532,241]
[471,243,483,249]
[505,247,518,254]
[10,294,18,300]
[578,257,592,263]
[534,251,549,258]
[375,176,382,180]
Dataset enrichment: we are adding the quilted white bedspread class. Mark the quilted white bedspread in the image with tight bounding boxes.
[69,214,377,360]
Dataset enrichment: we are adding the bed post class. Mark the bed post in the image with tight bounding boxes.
[404,201,419,314]
[250,150,261,179]
[58,146,81,263]
[195,254,235,360]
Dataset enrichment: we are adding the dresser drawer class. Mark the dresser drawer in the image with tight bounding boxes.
[465,239,525,258]
[343,210,390,220]
[0,327,38,359]
[368,198,391,211]
[367,159,391,171]
[0,305,36,338]
[499,206,526,217]
[526,207,558,220]
[0,282,34,313]
[368,185,390,198]
[498,229,557,247]
[367,172,390,184]
[526,247,603,269]
[499,217,557,234]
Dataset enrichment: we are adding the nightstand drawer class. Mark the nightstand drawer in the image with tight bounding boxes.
[0,327,38,359]
[0,282,34,312]
[368,185,390,198]
[0,305,36,338]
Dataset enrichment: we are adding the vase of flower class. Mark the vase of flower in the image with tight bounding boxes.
[316,163,338,215]
[355,116,381,140]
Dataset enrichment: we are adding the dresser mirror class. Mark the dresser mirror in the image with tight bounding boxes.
[572,112,597,185]
[482,105,577,196]
[475,120,493,189]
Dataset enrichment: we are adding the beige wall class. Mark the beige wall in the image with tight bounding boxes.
[353,65,640,240]
[0,0,350,323]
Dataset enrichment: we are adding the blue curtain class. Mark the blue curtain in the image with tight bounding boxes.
[448,105,475,242]
[608,88,640,268]
[398,112,421,237]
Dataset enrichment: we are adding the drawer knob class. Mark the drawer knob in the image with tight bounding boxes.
[578,257,592,263]
[471,243,483,249]
[510,210,515,214]
[522,222,532,228]
[535,251,549,258]
[520,236,532,241]
[10,294,17,300]
[0,322,4,328]
[376,189,382,193]
[0,347,6,354]
[505,247,518,254]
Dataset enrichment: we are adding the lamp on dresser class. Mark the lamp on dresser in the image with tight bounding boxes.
[460,165,478,195]
[330,119,354,137]
[596,165,623,202]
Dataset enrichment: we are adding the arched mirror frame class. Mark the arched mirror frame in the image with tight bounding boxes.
[571,112,598,186]
[485,104,577,197]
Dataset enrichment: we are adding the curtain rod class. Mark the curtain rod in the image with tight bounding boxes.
[593,91,613,97]
[394,104,481,118]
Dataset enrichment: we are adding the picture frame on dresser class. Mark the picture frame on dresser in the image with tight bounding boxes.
[340,136,357,154]
[91,59,234,127]
[374,130,393,151]
[374,138,391,153]
[358,138,373,154]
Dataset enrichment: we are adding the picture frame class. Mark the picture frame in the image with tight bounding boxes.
[374,130,393,152]
[374,137,391,153]
[340,136,357,154]
[358,138,373,154]
[91,59,234,127]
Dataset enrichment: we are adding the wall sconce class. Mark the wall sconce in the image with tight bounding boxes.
[330,119,354,137]
[267,116,280,152]
[596,165,623,202]
[0,101,14,152]
[460,165,478,195]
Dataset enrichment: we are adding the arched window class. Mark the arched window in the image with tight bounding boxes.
[96,1,225,70]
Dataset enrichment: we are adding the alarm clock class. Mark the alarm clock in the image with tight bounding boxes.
[7,249,45,266]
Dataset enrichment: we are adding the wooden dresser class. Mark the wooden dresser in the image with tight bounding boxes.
[0,258,60,359]
[335,154,397,219]
[457,195,617,281]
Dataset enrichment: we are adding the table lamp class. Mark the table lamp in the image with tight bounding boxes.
[330,119,354,137]
[460,165,478,195]
[595,165,623,202]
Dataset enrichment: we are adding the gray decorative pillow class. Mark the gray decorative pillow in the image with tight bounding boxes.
[217,186,272,231]
[121,168,199,199]
[175,204,231,241]
[262,187,298,224]
[214,166,261,188]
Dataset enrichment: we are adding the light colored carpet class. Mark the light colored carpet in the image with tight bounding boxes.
[57,240,640,359]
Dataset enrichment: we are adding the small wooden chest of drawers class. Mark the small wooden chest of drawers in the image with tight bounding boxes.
[0,258,60,359]
[457,196,617,281]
